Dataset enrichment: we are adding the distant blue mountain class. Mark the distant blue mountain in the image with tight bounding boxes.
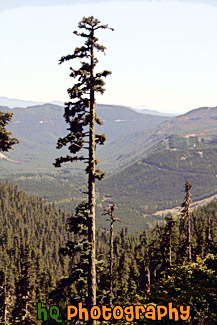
[0,96,44,108]
[0,97,64,109]
[132,105,175,117]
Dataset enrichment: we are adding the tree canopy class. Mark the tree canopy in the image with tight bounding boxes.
[0,111,19,152]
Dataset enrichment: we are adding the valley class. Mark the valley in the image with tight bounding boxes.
[1,102,217,231]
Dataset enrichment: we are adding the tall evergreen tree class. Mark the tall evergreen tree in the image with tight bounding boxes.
[0,111,18,152]
[60,202,90,305]
[54,16,113,322]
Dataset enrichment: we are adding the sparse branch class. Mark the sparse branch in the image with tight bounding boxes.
[54,155,87,168]
[95,25,114,31]
[95,134,107,145]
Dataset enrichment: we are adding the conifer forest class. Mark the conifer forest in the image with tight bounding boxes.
[1,16,217,325]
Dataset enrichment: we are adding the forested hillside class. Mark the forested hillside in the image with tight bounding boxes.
[1,106,217,231]
[0,180,217,323]
[0,180,71,279]
[96,107,217,227]
[97,106,217,167]
[98,146,217,230]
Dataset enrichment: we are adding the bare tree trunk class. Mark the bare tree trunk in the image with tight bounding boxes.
[110,217,114,307]
[144,268,150,294]
[3,272,10,325]
[181,180,192,262]
[207,214,212,253]
[4,274,7,324]
[103,204,120,308]
[88,23,96,325]
[169,233,172,267]
[187,210,191,261]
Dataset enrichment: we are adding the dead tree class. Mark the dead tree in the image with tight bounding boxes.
[103,204,121,307]
[180,180,192,261]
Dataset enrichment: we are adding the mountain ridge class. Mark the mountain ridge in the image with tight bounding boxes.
[0,96,174,116]
[1,103,217,229]
[0,102,171,171]
[98,105,217,169]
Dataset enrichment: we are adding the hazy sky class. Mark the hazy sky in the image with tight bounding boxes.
[0,0,216,114]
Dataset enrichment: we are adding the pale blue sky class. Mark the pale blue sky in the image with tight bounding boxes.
[0,0,216,114]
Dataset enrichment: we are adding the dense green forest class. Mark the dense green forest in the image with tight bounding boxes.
[98,145,217,229]
[0,180,217,324]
